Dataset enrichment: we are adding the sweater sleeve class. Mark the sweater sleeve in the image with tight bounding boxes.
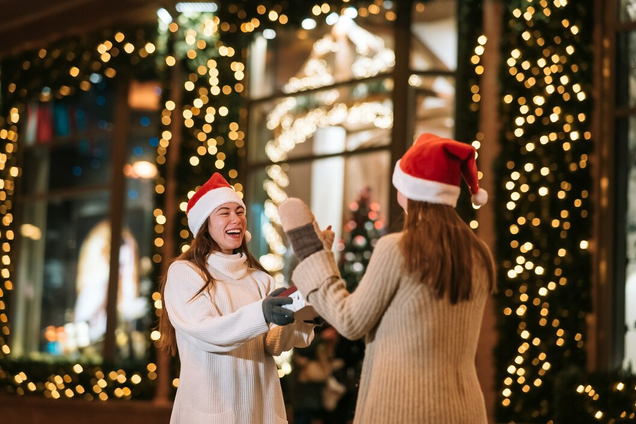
[264,321,315,356]
[164,261,270,353]
[292,234,402,340]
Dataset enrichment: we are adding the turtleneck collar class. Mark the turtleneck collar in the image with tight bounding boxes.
[206,250,248,280]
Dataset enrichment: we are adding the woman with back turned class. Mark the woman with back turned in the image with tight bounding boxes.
[278,133,496,424]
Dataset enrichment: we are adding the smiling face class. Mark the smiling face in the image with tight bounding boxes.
[207,202,247,254]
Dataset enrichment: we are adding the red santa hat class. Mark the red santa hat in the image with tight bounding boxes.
[186,173,247,237]
[392,133,488,207]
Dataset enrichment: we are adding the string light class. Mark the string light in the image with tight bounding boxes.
[492,1,618,421]
[0,28,160,399]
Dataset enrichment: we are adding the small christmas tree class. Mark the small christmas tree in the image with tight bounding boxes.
[338,186,386,292]
[328,186,385,421]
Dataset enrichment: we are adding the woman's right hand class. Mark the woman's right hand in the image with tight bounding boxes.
[262,288,295,325]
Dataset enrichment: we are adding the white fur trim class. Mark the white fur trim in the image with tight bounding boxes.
[244,230,252,243]
[471,188,488,206]
[188,187,246,236]
[392,160,460,207]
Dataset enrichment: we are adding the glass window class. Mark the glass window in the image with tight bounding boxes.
[248,13,395,100]
[21,81,115,194]
[411,75,456,138]
[616,31,636,109]
[619,0,636,21]
[13,193,110,358]
[411,0,458,72]
[624,116,636,370]
[12,79,160,363]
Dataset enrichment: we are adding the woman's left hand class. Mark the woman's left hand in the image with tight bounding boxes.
[320,225,335,251]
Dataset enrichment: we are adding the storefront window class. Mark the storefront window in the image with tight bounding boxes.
[12,79,159,362]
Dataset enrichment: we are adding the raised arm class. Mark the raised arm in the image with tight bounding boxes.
[291,235,401,340]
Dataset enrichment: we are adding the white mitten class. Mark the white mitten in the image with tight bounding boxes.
[279,198,331,260]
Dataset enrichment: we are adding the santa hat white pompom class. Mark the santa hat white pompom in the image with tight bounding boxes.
[471,188,488,206]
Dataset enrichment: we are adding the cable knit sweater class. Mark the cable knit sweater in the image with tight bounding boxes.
[164,251,315,424]
[292,232,490,424]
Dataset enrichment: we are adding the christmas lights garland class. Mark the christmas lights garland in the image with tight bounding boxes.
[493,0,635,422]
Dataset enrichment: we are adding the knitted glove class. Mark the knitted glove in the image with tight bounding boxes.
[279,198,333,261]
[262,287,295,325]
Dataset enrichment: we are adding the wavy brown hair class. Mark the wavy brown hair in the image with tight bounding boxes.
[400,200,496,304]
[158,220,268,356]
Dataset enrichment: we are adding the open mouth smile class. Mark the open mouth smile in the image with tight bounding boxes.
[225,229,242,237]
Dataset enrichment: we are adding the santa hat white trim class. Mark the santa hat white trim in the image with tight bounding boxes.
[187,186,246,236]
[392,160,461,207]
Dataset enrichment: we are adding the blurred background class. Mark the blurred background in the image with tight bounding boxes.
[0,0,634,423]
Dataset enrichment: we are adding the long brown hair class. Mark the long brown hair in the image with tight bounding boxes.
[158,220,268,356]
[400,200,496,305]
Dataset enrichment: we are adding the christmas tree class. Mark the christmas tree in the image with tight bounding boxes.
[327,186,385,422]
[338,186,386,292]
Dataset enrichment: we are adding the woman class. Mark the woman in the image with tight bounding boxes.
[159,172,316,424]
[278,133,496,424]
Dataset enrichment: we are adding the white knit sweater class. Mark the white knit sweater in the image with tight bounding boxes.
[164,252,315,424]
[292,232,491,424]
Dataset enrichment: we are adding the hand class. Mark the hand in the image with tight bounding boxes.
[262,287,295,326]
[278,198,329,260]
[321,225,335,251]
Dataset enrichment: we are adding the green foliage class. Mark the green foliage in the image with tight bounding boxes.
[494,1,598,422]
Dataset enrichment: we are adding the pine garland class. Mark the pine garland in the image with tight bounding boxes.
[494,0,597,421]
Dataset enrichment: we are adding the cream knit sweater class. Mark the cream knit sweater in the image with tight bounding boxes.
[164,251,315,424]
[292,232,490,424]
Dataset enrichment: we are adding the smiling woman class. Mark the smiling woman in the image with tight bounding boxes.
[158,172,316,424]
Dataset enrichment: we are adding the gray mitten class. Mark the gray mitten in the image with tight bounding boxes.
[262,287,295,325]
[278,198,334,261]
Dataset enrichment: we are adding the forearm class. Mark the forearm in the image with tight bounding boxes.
[265,321,315,355]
